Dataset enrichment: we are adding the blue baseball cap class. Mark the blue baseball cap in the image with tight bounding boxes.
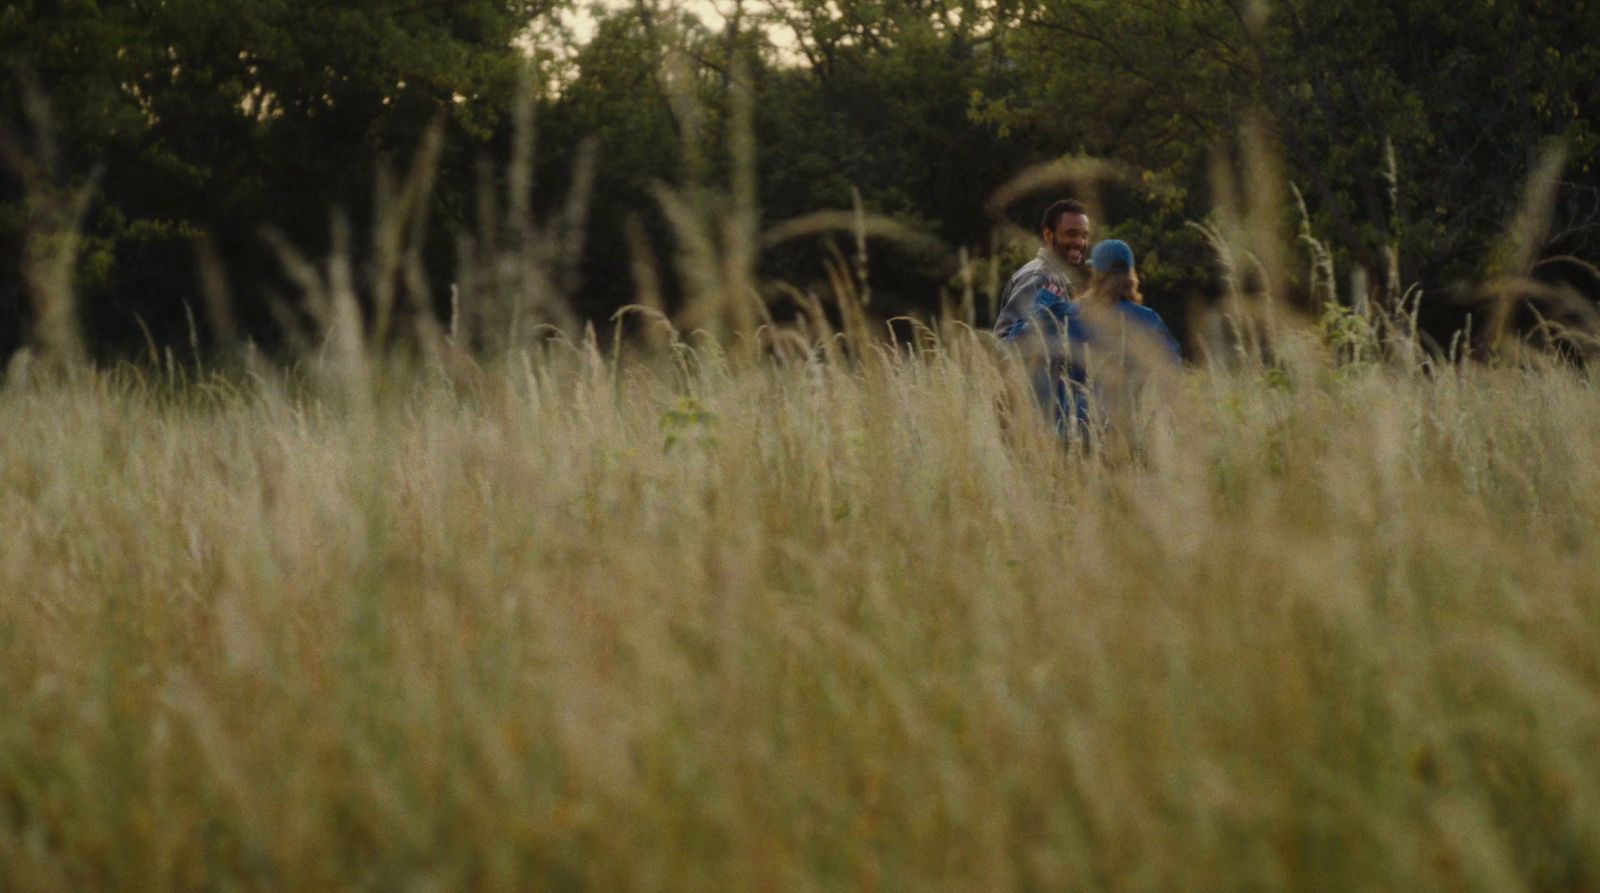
[1089,239,1135,273]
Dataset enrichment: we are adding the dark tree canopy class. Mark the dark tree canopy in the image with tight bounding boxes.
[3,0,1597,358]
[2,0,550,355]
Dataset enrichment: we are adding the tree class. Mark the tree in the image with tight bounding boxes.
[1,0,560,357]
[983,0,1600,325]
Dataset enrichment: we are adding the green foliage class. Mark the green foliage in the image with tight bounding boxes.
[660,395,719,452]
[990,0,1600,312]
[2,0,1597,357]
[1,0,557,355]
[1318,299,1379,364]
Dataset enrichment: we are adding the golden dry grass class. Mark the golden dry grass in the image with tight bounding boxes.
[3,69,1597,888]
[2,330,1598,891]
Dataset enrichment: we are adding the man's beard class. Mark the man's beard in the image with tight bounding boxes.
[1052,242,1085,267]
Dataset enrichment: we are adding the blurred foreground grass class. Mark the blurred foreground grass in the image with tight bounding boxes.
[1,332,1598,891]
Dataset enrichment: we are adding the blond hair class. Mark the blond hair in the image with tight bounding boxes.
[1083,270,1143,306]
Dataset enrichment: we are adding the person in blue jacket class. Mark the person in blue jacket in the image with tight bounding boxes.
[999,239,1179,439]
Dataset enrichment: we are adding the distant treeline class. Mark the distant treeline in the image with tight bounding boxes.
[3,0,1598,358]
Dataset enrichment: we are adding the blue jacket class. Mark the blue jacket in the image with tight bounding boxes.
[999,288,1179,437]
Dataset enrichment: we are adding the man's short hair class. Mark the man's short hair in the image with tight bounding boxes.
[1041,199,1088,233]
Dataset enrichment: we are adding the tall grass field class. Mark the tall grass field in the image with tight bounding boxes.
[2,324,1598,890]
[3,83,1599,889]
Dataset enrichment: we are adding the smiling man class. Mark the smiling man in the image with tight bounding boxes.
[993,199,1090,338]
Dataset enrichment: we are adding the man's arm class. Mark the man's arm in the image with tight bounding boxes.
[994,267,1053,337]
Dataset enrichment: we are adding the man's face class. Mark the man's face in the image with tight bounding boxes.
[1045,212,1091,266]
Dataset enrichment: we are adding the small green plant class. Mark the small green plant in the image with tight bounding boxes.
[1319,299,1379,364]
[659,395,718,452]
